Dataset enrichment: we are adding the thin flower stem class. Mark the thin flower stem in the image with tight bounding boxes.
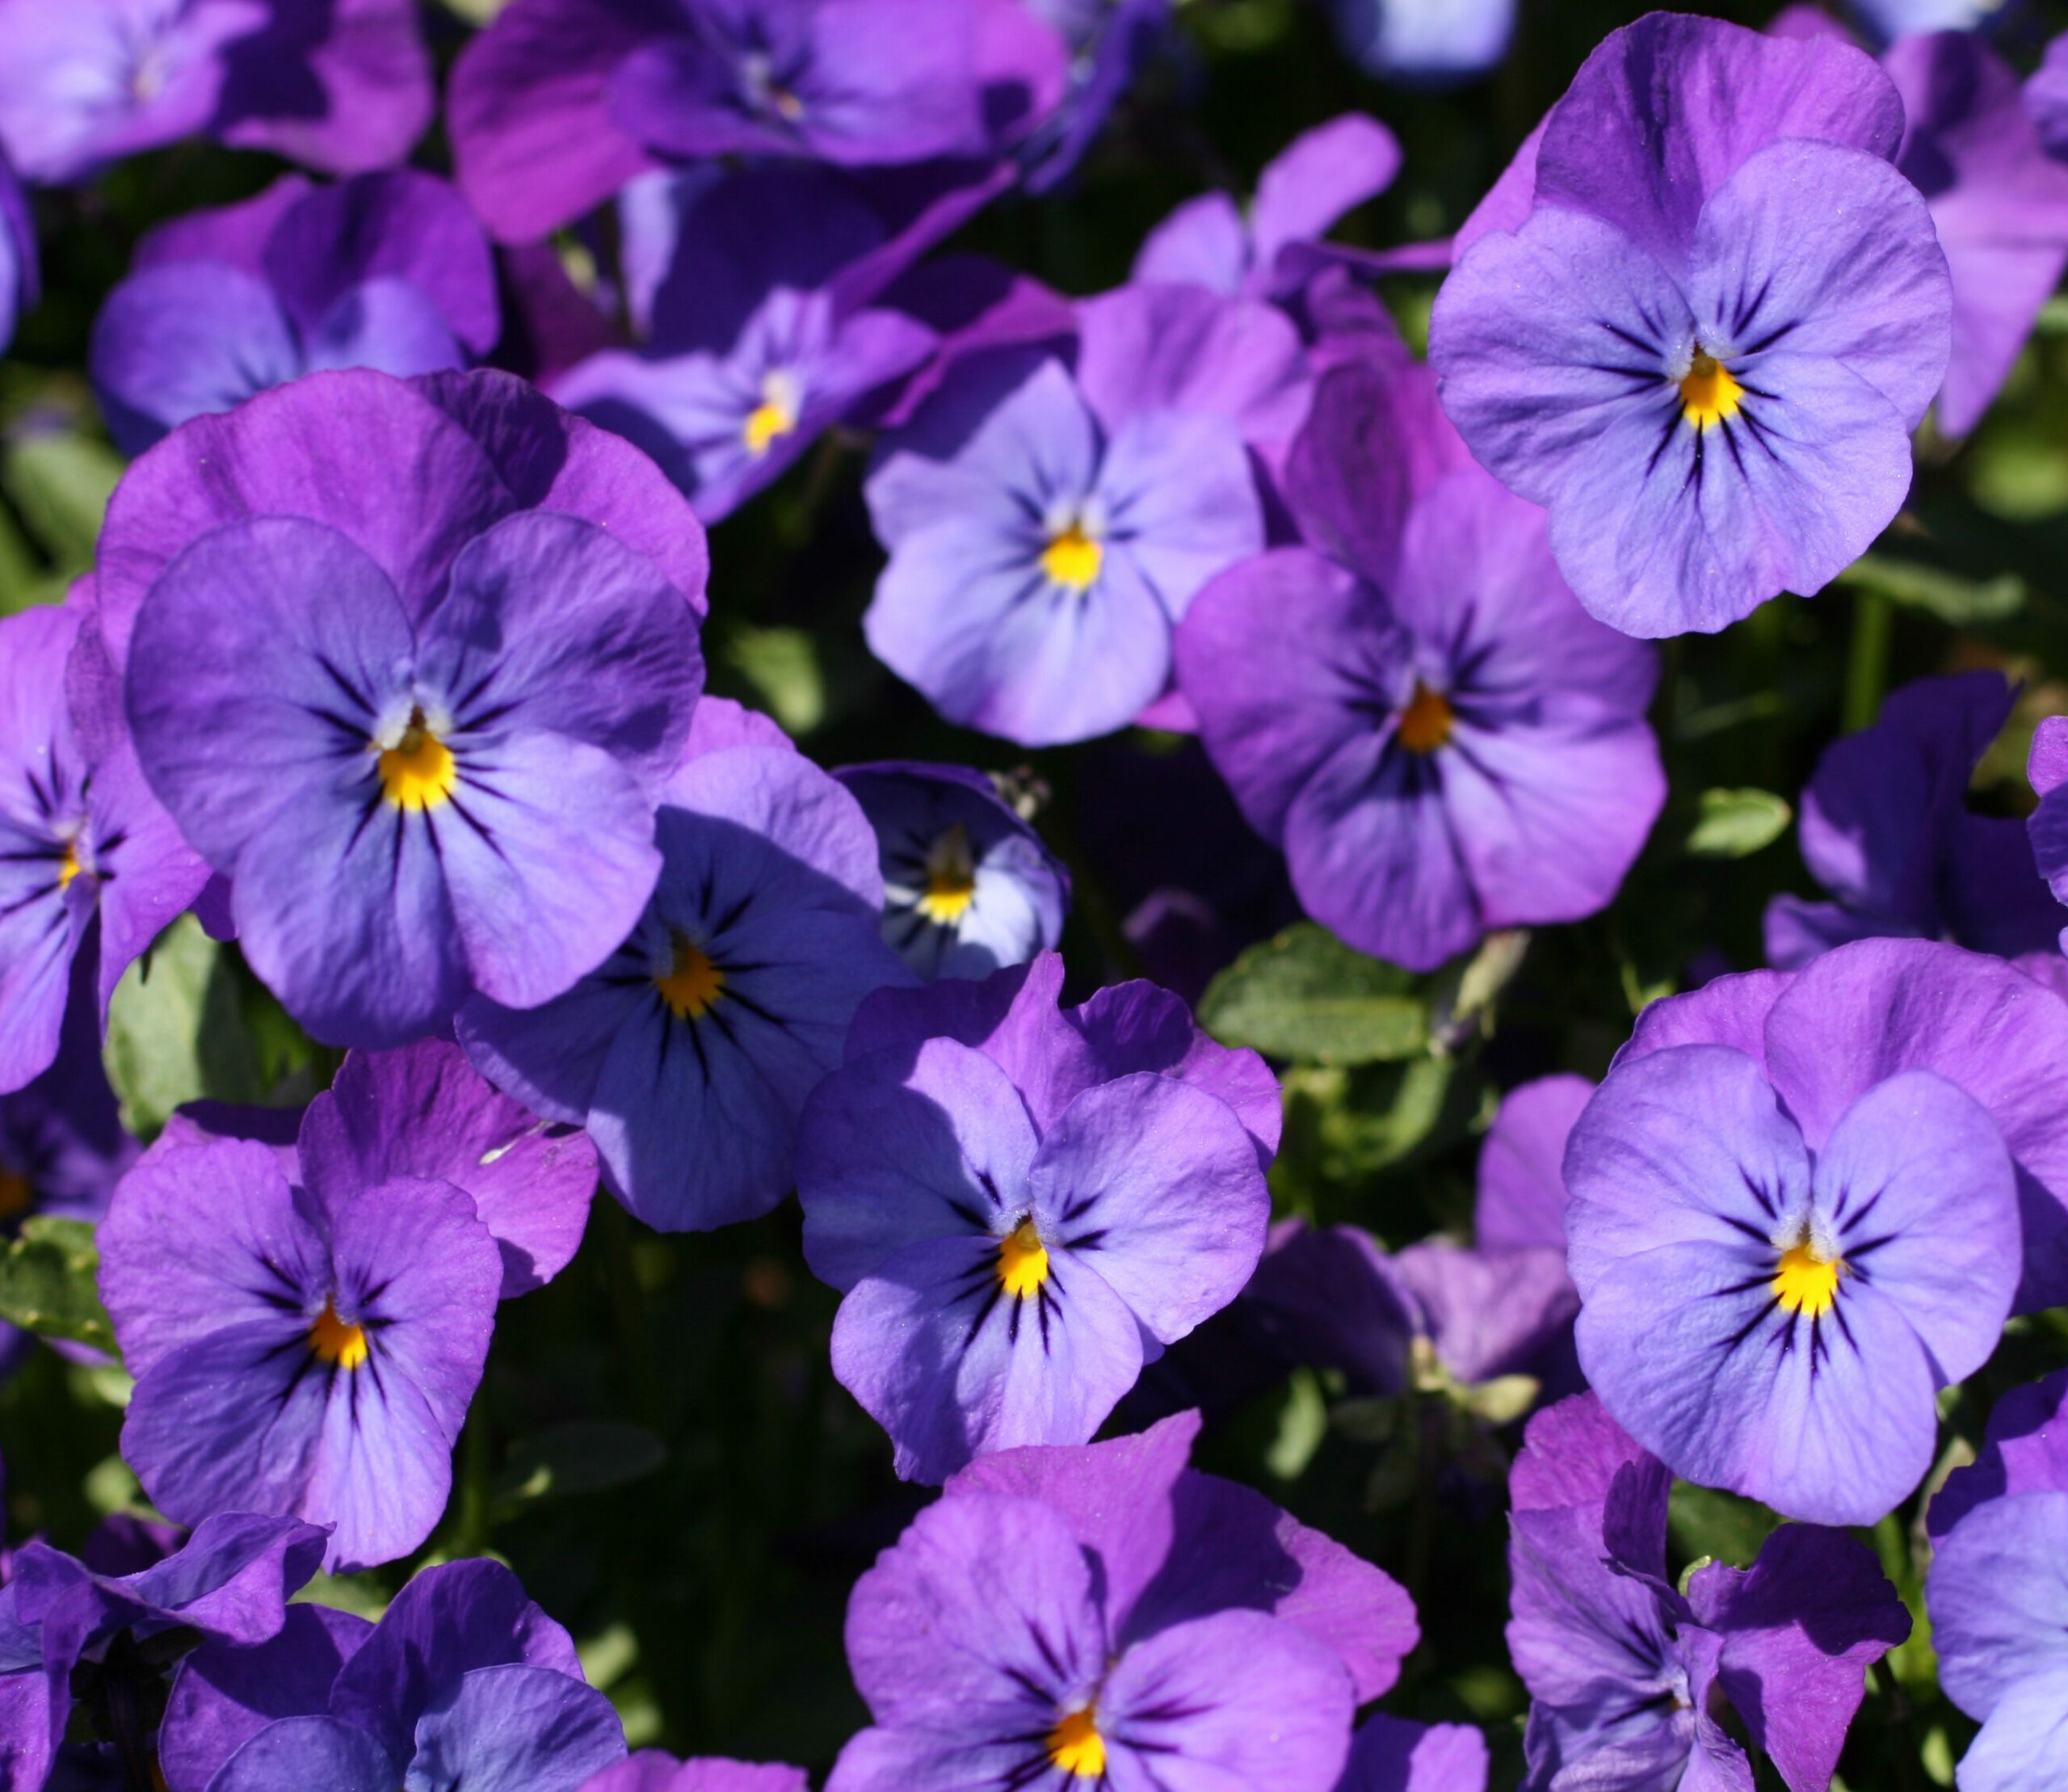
[1843,588,1894,734]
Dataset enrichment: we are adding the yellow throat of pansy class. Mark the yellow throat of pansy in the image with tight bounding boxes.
[656,936,726,1020]
[915,823,978,926]
[744,372,801,456]
[308,1298,369,1369]
[1679,351,1743,432]
[376,709,457,811]
[1772,1237,1843,1319]
[997,1216,1050,1300]
[1048,1705,1106,1777]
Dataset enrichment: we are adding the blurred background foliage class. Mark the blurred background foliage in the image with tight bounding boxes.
[6,0,2068,1783]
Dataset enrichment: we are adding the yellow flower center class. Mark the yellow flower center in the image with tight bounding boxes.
[1397,683,1454,754]
[1040,524,1103,591]
[1679,352,1743,431]
[914,824,978,925]
[308,1299,369,1369]
[656,938,725,1020]
[1773,1239,1843,1319]
[998,1217,1049,1300]
[743,373,800,456]
[0,1169,33,1221]
[1048,1706,1106,1777]
[376,710,457,812]
[54,840,81,891]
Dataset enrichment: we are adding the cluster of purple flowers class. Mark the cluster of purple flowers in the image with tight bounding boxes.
[5,0,2068,1786]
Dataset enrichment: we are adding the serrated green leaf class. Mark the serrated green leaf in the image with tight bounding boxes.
[494,1421,668,1512]
[1684,788,1792,859]
[1200,923,1429,1064]
[0,1217,116,1355]
[102,914,269,1138]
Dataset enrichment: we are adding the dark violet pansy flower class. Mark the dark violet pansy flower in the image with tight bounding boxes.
[1766,671,2061,967]
[0,598,207,1095]
[2028,32,2068,162]
[1508,1394,1908,1791]
[107,368,707,1050]
[1326,0,1516,82]
[98,1106,504,1571]
[2025,713,2068,947]
[834,760,1070,980]
[1335,1715,1488,1792]
[0,0,431,186]
[1564,938,2060,1525]
[864,284,1306,745]
[1177,355,1664,972]
[0,145,32,356]
[554,165,935,522]
[90,170,501,456]
[1133,114,1401,304]
[1925,1371,2068,1790]
[581,1755,809,1791]
[827,1410,1417,1789]
[797,952,1278,1480]
[0,1512,324,1792]
[160,1559,624,1792]
[1018,0,1170,194]
[458,728,913,1235]
[1430,13,1951,638]
[448,0,1065,244]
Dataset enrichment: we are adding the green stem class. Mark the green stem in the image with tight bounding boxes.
[1843,588,1894,734]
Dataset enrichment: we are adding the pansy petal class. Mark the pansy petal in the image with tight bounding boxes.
[210,1716,397,1792]
[406,1664,625,1792]
[1476,1075,1592,1253]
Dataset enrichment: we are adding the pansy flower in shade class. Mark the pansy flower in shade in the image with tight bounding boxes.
[1508,1394,1908,1792]
[834,760,1070,980]
[0,1513,325,1792]
[864,283,1307,745]
[448,0,1065,245]
[553,166,935,522]
[91,171,501,456]
[97,1112,503,1571]
[0,0,431,185]
[1177,355,1664,972]
[0,146,32,357]
[1564,938,2047,1525]
[2025,714,2068,947]
[0,599,208,1094]
[581,1756,809,1791]
[107,367,706,1050]
[1335,1716,1488,1792]
[828,1411,1416,1790]
[1133,115,1402,305]
[1430,13,1951,638]
[797,953,1277,1480]
[1766,672,2061,968]
[457,734,913,1234]
[159,1559,624,1792]
[1326,0,1515,82]
[1018,0,1170,193]
[2028,32,2068,162]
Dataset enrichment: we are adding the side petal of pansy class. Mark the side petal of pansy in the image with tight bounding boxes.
[404,1664,626,1792]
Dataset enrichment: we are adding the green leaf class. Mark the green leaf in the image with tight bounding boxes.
[1836,553,2026,626]
[102,915,270,1138]
[725,627,824,735]
[1684,788,1792,860]
[1200,923,1429,1064]
[0,1217,116,1355]
[494,1421,668,1512]
[2,432,123,573]
[1668,1481,1781,1567]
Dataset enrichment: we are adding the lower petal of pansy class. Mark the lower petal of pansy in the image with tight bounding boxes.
[304,1331,466,1573]
[826,1717,1072,1792]
[1099,1609,1354,1792]
[209,1715,397,1792]
[405,1664,626,1792]
[1955,1670,2068,1792]
[830,1234,1142,1483]
[0,876,80,1096]
[1928,1491,2068,1723]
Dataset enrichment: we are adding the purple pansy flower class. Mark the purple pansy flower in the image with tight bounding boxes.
[107,368,706,1050]
[1326,0,1516,82]
[160,1559,624,1792]
[1430,13,1951,638]
[1336,1716,1488,1792]
[827,1410,1416,1789]
[1018,0,1170,193]
[0,0,431,186]
[864,284,1306,745]
[1133,114,1401,304]
[1565,939,2052,1525]
[1177,355,1664,972]
[0,598,208,1094]
[457,734,912,1235]
[1508,1393,1908,1792]
[553,165,935,521]
[91,170,501,456]
[834,760,1070,981]
[2026,713,2068,948]
[797,952,1277,1480]
[0,146,32,355]
[98,1103,505,1571]
[581,1756,809,1791]
[448,0,1065,244]
[1767,671,2061,967]
[2028,32,2068,162]
[0,1513,325,1792]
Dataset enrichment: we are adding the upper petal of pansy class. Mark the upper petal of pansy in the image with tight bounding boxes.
[1250,114,1402,276]
[302,280,466,382]
[1761,938,2068,1312]
[798,1037,1040,1291]
[1946,813,2065,959]
[1957,1667,2068,1792]
[1024,1072,1269,1344]
[1531,14,1904,272]
[843,1488,1105,1724]
[1395,1240,1578,1386]
[1931,1369,2068,1541]
[124,515,415,871]
[405,1664,625,1792]
[1177,548,1410,847]
[1616,967,1793,1071]
[96,369,514,667]
[1099,1610,1354,1790]
[1476,1075,1592,1253]
[658,743,885,909]
[831,1230,1145,1480]
[1132,193,1250,297]
[97,1134,330,1383]
[1929,1490,2068,1740]
[208,1715,397,1792]
[1688,1524,1909,1792]
[1338,1713,1490,1792]
[415,511,700,793]
[103,1510,328,1643]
